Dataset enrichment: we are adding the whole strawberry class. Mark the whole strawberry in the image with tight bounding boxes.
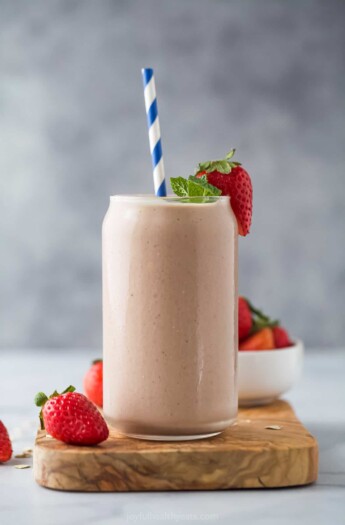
[273,326,293,348]
[196,149,252,236]
[34,386,109,446]
[238,297,252,341]
[0,420,12,462]
[84,359,103,407]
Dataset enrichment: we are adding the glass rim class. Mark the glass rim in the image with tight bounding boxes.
[110,194,230,203]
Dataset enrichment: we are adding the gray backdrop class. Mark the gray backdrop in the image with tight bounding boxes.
[1,0,344,349]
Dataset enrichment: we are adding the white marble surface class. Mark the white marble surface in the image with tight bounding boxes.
[0,348,344,525]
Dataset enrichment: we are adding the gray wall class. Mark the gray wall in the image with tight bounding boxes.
[1,0,344,349]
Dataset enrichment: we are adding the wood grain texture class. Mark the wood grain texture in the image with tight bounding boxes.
[33,400,318,491]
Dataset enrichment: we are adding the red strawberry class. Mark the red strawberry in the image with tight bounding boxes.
[239,327,275,351]
[238,297,252,341]
[0,421,12,462]
[34,386,109,446]
[84,359,103,407]
[196,149,252,236]
[273,326,293,348]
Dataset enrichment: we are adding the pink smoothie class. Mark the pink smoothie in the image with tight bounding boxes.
[103,195,238,440]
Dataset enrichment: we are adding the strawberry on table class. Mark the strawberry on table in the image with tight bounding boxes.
[84,359,103,408]
[34,386,109,446]
[0,420,12,462]
[196,149,253,236]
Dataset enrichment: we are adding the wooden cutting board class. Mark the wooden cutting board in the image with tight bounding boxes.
[34,400,318,491]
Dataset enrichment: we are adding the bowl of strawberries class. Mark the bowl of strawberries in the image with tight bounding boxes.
[238,297,304,406]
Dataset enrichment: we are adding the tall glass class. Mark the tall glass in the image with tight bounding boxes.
[103,195,238,440]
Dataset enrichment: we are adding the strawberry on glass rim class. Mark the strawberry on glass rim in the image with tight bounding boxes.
[195,149,252,236]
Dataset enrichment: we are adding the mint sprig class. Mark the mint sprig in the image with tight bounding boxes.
[188,175,221,197]
[170,175,221,200]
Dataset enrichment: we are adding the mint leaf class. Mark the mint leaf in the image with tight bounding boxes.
[188,175,222,196]
[170,177,189,197]
[188,179,205,197]
[169,175,221,201]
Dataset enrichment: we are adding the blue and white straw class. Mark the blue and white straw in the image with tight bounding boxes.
[141,68,167,197]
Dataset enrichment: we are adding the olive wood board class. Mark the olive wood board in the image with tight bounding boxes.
[34,400,318,491]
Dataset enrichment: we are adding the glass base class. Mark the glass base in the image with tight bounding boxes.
[123,431,221,442]
[239,397,276,407]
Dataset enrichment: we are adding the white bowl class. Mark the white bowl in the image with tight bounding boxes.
[238,339,304,406]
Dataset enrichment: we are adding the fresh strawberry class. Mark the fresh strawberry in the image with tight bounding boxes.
[273,326,293,348]
[239,327,275,351]
[238,298,294,350]
[238,297,252,341]
[34,386,109,446]
[0,421,12,462]
[196,149,252,236]
[84,359,103,407]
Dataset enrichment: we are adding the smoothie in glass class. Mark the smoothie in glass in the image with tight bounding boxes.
[103,195,238,440]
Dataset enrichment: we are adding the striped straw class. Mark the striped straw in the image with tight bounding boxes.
[141,68,167,197]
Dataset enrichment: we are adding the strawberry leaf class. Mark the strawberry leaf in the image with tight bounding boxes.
[34,392,48,407]
[34,392,49,430]
[251,317,279,333]
[226,149,236,160]
[197,148,241,175]
[244,298,280,335]
[197,160,212,173]
[212,160,232,174]
[61,385,76,395]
